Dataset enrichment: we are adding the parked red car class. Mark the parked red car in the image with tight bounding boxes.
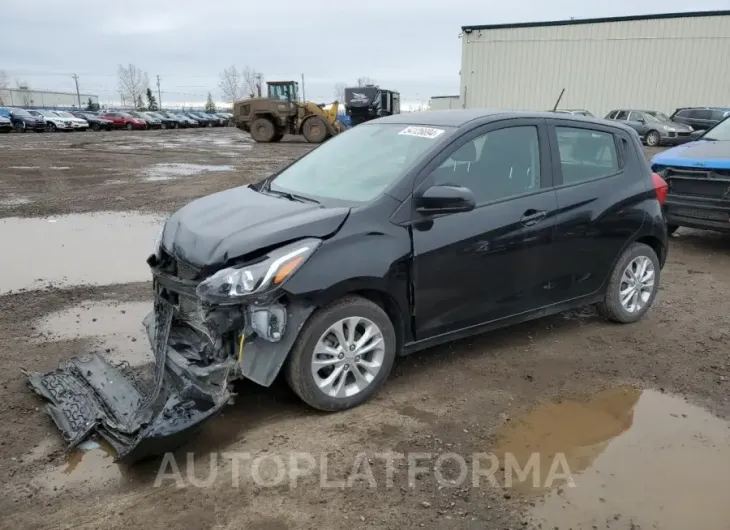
[99,111,147,130]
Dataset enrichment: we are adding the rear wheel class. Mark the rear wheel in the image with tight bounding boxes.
[126,122,133,131]
[286,296,397,412]
[302,117,329,143]
[161,123,166,129]
[92,122,101,132]
[597,242,660,324]
[645,130,661,147]
[250,117,276,142]
[14,122,25,133]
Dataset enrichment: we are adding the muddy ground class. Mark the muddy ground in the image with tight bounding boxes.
[1,129,729,530]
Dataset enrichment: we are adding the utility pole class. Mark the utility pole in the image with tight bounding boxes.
[156,75,162,109]
[72,73,81,109]
[301,73,306,103]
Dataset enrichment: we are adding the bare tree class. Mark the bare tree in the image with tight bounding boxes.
[241,66,263,98]
[356,76,376,87]
[117,64,149,110]
[0,71,9,105]
[14,79,31,106]
[334,82,346,103]
[219,65,243,103]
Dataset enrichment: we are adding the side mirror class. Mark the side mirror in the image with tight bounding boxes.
[416,185,476,215]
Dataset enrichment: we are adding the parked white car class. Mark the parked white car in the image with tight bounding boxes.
[27,109,75,132]
[52,111,89,131]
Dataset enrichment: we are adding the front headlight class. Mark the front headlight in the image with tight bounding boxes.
[196,238,322,304]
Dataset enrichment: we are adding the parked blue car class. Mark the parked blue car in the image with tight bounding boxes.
[651,114,730,234]
[0,107,46,132]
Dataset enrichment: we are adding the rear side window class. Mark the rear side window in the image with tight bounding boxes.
[555,127,620,185]
[693,110,712,120]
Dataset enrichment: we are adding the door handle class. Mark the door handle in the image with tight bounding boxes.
[521,209,547,226]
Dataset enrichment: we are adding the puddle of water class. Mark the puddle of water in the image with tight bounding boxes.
[33,300,152,366]
[0,212,164,294]
[494,387,730,530]
[49,166,70,170]
[34,439,123,492]
[8,165,40,169]
[0,196,33,206]
[142,163,234,182]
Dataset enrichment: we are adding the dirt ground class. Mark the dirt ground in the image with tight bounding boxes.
[1,129,729,530]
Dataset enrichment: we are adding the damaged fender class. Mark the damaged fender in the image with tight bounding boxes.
[238,301,315,387]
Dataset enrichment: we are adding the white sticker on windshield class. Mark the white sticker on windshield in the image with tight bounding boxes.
[398,126,445,139]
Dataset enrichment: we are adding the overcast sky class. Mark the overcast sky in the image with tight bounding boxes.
[2,0,727,108]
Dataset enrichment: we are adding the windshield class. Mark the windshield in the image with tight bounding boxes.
[55,111,74,118]
[12,108,32,117]
[703,116,730,141]
[270,123,455,203]
[120,112,134,118]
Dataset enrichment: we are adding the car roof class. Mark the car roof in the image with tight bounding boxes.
[373,109,632,131]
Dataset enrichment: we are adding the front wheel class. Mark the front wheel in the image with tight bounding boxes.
[286,296,397,412]
[47,123,57,132]
[302,117,329,143]
[645,130,661,147]
[597,242,660,324]
[126,122,133,131]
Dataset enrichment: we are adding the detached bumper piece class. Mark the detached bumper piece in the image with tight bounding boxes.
[24,298,234,463]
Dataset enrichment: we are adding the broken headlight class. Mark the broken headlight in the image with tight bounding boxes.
[196,238,321,304]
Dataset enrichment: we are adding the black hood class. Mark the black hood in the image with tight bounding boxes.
[161,185,350,268]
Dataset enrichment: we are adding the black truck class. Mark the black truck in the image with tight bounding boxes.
[344,85,400,126]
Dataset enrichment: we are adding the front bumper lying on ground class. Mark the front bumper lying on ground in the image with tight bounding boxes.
[23,256,314,463]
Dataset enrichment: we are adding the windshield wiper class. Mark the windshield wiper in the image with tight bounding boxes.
[263,188,320,204]
[702,137,718,141]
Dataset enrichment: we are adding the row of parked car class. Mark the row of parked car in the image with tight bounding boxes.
[0,107,234,133]
[552,106,730,147]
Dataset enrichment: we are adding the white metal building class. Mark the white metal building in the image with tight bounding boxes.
[0,88,99,109]
[460,10,730,118]
[429,95,461,110]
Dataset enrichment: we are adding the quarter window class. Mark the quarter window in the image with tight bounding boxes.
[431,126,541,205]
[614,111,629,120]
[556,127,620,184]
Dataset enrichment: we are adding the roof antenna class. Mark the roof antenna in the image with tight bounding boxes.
[552,88,565,112]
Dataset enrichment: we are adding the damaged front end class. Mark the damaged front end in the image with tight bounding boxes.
[24,238,320,463]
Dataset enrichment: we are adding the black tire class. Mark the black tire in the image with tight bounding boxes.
[47,122,57,132]
[92,122,101,132]
[250,117,276,142]
[14,122,25,133]
[645,130,661,147]
[126,122,133,131]
[302,117,329,144]
[597,242,660,324]
[667,223,679,235]
[285,296,397,412]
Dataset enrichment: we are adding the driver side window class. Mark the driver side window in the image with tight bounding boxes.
[431,126,541,206]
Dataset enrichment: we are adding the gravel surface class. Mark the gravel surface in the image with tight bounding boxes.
[1,129,729,530]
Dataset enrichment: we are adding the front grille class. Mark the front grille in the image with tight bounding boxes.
[665,167,730,199]
[176,260,199,280]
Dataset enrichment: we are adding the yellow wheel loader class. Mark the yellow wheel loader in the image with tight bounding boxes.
[234,81,344,143]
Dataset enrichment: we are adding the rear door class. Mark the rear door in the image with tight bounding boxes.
[691,109,713,130]
[411,118,559,339]
[547,119,648,300]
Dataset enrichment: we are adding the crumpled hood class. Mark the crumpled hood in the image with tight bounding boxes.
[162,185,350,268]
[651,140,730,170]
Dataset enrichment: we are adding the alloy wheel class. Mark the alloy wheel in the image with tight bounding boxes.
[619,256,655,313]
[311,317,385,398]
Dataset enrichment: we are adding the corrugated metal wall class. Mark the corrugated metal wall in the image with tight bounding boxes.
[430,96,461,110]
[461,14,730,117]
[0,89,99,108]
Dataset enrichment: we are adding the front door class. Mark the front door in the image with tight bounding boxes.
[627,111,649,137]
[411,119,558,340]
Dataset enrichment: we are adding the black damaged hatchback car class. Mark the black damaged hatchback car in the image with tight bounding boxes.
[27,110,669,461]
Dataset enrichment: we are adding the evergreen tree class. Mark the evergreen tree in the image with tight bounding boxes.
[136,94,145,110]
[205,92,217,113]
[146,88,158,111]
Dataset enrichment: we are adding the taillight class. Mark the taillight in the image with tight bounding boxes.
[652,172,668,206]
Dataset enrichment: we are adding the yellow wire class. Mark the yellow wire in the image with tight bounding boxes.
[237,334,246,363]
